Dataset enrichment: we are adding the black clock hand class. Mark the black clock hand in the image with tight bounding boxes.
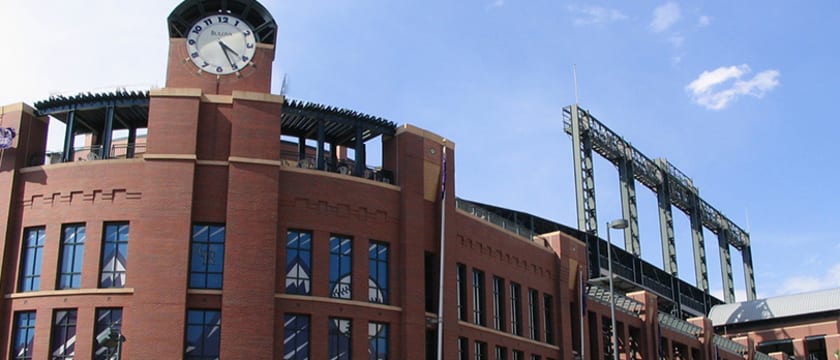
[218,41,236,68]
[219,41,240,57]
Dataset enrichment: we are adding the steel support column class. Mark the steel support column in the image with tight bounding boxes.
[618,155,640,256]
[742,241,757,300]
[127,127,137,158]
[354,125,366,176]
[316,120,326,170]
[689,193,709,292]
[718,231,735,303]
[570,105,599,235]
[102,106,115,159]
[656,170,678,276]
[62,110,76,162]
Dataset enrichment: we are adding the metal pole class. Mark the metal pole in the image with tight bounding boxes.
[607,222,619,360]
[435,144,447,360]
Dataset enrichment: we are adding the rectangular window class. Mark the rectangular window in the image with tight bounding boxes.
[329,235,352,299]
[11,311,36,360]
[51,309,77,359]
[285,230,312,295]
[458,337,469,360]
[510,282,522,336]
[543,294,554,344]
[100,223,129,288]
[492,276,505,331]
[283,313,310,359]
[512,350,524,360]
[57,224,85,289]
[530,355,541,360]
[805,335,827,360]
[475,341,487,360]
[189,224,225,289]
[369,241,389,304]
[369,322,389,360]
[18,227,45,292]
[472,269,486,326]
[328,317,352,360]
[184,309,221,359]
[528,289,540,341]
[93,308,123,360]
[495,346,507,360]
[456,263,467,321]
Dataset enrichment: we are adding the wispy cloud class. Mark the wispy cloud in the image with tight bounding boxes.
[686,64,780,110]
[668,33,685,47]
[698,15,712,27]
[568,5,627,26]
[486,0,504,10]
[650,2,681,32]
[776,263,840,295]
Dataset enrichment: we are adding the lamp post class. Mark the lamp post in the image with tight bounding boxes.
[606,218,629,360]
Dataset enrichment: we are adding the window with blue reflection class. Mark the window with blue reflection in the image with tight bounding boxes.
[100,223,129,288]
[51,309,77,359]
[329,317,352,360]
[18,227,45,292]
[329,235,352,299]
[189,224,225,289]
[286,230,312,295]
[93,308,123,360]
[11,311,35,360]
[58,224,85,289]
[368,241,389,304]
[368,322,389,360]
[283,314,310,359]
[184,309,221,359]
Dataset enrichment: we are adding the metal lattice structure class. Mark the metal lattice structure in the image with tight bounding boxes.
[563,104,757,303]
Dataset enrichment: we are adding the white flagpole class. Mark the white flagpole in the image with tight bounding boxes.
[436,143,447,360]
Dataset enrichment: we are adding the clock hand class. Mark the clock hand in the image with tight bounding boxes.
[218,40,240,57]
[218,41,237,67]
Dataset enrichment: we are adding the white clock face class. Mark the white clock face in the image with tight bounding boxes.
[186,14,256,75]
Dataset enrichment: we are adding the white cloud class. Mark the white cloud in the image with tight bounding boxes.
[685,65,780,110]
[698,15,712,27]
[650,2,681,32]
[486,0,504,10]
[776,263,840,295]
[569,5,627,25]
[668,33,685,47]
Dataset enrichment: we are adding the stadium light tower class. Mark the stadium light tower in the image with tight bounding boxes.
[606,218,629,360]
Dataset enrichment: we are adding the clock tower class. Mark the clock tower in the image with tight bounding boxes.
[165,0,278,94]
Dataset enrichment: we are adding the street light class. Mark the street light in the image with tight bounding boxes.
[606,218,628,360]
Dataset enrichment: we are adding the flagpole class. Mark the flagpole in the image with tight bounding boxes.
[436,142,447,360]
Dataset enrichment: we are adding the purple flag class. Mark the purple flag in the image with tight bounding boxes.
[0,127,15,149]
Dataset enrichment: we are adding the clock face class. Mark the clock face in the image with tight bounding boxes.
[186,14,256,75]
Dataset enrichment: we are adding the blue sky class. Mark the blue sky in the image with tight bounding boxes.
[1,0,838,300]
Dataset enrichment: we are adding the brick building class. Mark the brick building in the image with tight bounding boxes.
[0,0,823,359]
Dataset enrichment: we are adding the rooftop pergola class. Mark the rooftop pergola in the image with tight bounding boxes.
[34,91,150,162]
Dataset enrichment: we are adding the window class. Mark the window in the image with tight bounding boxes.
[512,350,525,360]
[495,346,507,360]
[11,311,35,360]
[283,314,310,359]
[458,337,469,360]
[18,227,45,292]
[369,241,389,303]
[530,355,541,360]
[285,230,312,295]
[805,335,827,360]
[58,224,85,289]
[369,322,389,360]
[184,309,221,359]
[329,317,352,360]
[457,263,467,321]
[475,341,488,360]
[329,235,352,299]
[51,309,77,359]
[100,223,129,288]
[543,294,554,344]
[189,224,225,289]
[93,308,123,360]
[757,339,795,360]
[492,276,505,331]
[510,282,522,336]
[528,289,540,341]
[472,269,486,326]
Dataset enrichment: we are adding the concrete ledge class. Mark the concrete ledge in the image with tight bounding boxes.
[276,294,402,313]
[232,90,284,104]
[6,288,135,299]
[397,124,455,149]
